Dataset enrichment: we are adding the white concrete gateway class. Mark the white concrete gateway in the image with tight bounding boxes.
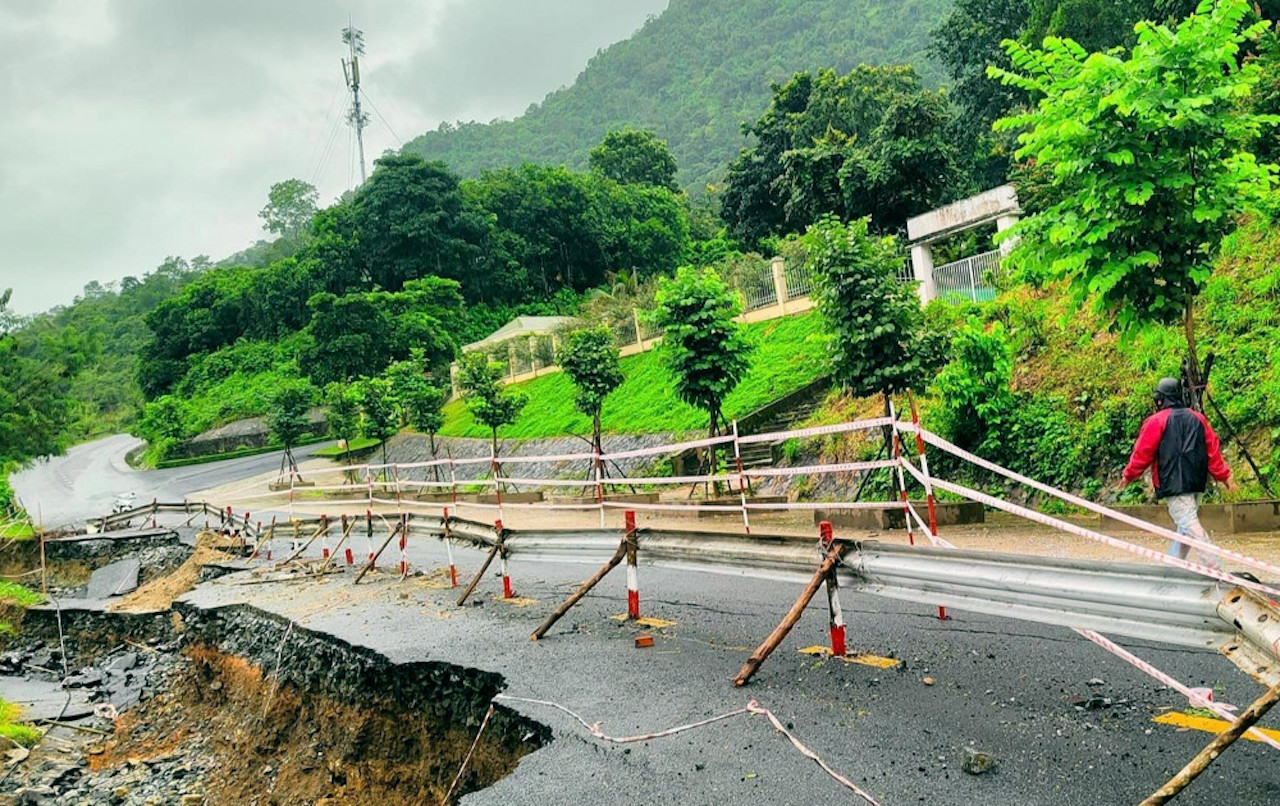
[906,184,1021,303]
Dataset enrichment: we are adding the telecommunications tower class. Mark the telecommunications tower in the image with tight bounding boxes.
[341,24,369,184]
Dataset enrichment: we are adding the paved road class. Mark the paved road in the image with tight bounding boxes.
[186,534,1280,806]
[10,434,329,528]
[17,434,1280,803]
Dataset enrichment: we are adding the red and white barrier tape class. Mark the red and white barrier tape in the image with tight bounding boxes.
[926,474,1280,600]
[496,451,598,465]
[915,427,1280,583]
[493,695,882,806]
[736,416,893,445]
[601,434,735,461]
[1076,629,1280,752]
[744,459,897,478]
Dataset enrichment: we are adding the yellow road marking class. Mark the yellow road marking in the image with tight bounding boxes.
[611,615,677,628]
[1152,711,1280,743]
[498,596,539,607]
[799,646,901,669]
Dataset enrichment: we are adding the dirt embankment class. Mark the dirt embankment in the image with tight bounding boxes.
[98,605,548,805]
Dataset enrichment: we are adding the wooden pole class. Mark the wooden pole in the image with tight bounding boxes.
[734,542,843,687]
[1139,682,1280,805]
[248,516,277,560]
[274,517,328,568]
[532,538,628,640]
[317,516,357,573]
[354,522,403,584]
[456,542,501,606]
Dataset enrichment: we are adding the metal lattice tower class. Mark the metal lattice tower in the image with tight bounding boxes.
[341,24,369,185]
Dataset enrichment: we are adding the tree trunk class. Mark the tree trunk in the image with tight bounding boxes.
[709,404,721,498]
[430,432,440,483]
[1183,302,1204,412]
[592,412,603,459]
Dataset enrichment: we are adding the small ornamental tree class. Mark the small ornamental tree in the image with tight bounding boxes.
[323,382,360,464]
[803,216,939,397]
[650,266,753,482]
[356,377,399,467]
[557,326,624,455]
[266,379,316,480]
[457,352,527,456]
[988,0,1280,398]
[384,355,447,461]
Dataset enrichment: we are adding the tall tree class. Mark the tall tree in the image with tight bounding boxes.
[720,66,958,248]
[266,379,315,481]
[323,381,360,465]
[457,352,527,456]
[990,0,1279,398]
[259,179,319,241]
[589,129,680,192]
[356,377,400,467]
[803,216,940,397]
[649,266,752,482]
[557,326,624,454]
[352,154,488,293]
[384,353,447,461]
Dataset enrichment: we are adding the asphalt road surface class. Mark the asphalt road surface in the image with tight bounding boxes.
[10,434,328,529]
[17,435,1280,803]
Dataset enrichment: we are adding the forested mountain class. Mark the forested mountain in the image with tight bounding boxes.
[402,0,950,191]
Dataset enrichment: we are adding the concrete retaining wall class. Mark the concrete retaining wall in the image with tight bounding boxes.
[1101,500,1280,534]
[814,501,985,531]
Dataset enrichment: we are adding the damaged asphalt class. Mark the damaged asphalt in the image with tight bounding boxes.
[13,436,1280,804]
[185,534,1280,805]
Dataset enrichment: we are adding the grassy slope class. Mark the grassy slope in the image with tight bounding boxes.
[441,312,829,439]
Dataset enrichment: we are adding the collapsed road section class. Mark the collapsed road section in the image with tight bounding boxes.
[0,527,546,806]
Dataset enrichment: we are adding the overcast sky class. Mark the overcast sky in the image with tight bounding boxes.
[0,0,669,315]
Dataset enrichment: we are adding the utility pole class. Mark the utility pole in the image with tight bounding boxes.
[341,24,369,185]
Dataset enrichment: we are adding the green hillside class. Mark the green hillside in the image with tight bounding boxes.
[440,311,828,439]
[402,0,950,191]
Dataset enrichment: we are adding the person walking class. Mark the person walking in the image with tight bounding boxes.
[1122,377,1235,561]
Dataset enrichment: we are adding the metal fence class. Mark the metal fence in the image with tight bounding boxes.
[932,249,1002,303]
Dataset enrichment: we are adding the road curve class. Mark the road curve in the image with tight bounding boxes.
[10,434,329,529]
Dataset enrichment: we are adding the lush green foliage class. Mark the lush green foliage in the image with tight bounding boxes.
[991,0,1279,342]
[589,129,680,192]
[649,266,753,434]
[556,326,625,449]
[457,352,528,449]
[259,178,318,240]
[462,164,689,301]
[265,379,316,451]
[402,0,950,192]
[721,66,961,249]
[804,217,942,395]
[440,312,828,439]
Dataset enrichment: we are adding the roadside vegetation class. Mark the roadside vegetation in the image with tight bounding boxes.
[0,0,1277,507]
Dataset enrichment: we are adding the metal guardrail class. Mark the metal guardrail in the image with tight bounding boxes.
[101,503,1277,660]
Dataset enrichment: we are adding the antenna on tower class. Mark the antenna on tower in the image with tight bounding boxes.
[341,23,369,185]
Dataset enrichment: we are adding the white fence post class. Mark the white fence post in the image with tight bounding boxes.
[771,256,789,312]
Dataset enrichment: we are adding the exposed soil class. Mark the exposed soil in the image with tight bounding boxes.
[107,533,237,614]
[97,643,541,805]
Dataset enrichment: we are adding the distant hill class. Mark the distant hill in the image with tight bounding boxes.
[402,0,950,191]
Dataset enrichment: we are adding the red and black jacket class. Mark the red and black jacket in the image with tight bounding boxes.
[1122,405,1230,498]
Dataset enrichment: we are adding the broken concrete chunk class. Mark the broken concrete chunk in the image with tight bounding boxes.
[86,558,141,599]
[962,747,997,775]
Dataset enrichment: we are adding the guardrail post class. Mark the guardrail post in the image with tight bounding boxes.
[321,513,331,559]
[821,522,847,658]
[735,531,845,687]
[399,513,409,578]
[497,519,514,599]
[907,390,948,622]
[625,511,640,619]
[365,510,375,568]
[443,507,458,587]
